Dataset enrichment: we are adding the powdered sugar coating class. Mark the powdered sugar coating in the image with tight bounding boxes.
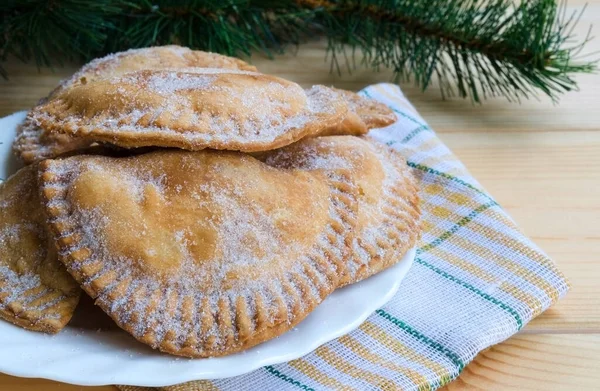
[32,70,348,153]
[55,45,257,94]
[15,46,258,164]
[330,87,397,129]
[0,266,61,321]
[313,87,397,137]
[264,136,420,285]
[144,72,216,94]
[12,113,93,165]
[0,165,80,333]
[40,150,357,357]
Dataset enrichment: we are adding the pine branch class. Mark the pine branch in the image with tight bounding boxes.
[0,0,595,103]
[0,0,123,77]
[309,0,596,101]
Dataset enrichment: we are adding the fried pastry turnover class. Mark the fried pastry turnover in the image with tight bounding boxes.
[0,165,80,333]
[318,88,396,136]
[32,69,348,153]
[39,150,357,357]
[263,136,420,286]
[15,46,257,164]
[56,45,257,93]
[13,114,94,165]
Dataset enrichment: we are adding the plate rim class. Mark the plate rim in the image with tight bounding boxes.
[0,249,414,387]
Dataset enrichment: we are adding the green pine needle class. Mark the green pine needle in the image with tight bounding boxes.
[0,0,595,102]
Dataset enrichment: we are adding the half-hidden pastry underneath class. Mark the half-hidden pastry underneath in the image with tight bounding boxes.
[317,87,397,136]
[0,164,80,333]
[15,46,257,165]
[32,69,348,153]
[12,115,93,165]
[263,136,420,286]
[39,150,357,357]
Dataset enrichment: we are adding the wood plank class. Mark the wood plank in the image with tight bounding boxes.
[444,131,600,331]
[0,374,115,390]
[442,334,600,391]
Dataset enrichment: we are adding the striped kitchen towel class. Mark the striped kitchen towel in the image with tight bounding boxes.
[119,83,569,391]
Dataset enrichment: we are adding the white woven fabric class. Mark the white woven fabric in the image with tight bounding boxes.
[119,83,569,391]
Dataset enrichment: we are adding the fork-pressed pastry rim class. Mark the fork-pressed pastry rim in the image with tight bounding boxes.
[0,164,80,333]
[32,70,348,153]
[343,138,421,285]
[38,151,358,357]
[263,136,421,286]
[12,115,93,165]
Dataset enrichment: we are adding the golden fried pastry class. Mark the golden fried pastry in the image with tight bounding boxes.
[317,88,396,136]
[0,165,80,333]
[56,45,257,93]
[39,150,357,357]
[12,115,93,164]
[263,136,420,286]
[15,46,256,164]
[32,69,348,153]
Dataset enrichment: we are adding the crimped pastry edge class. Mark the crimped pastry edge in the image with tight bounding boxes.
[0,165,81,333]
[339,138,421,286]
[38,153,358,357]
[33,77,348,153]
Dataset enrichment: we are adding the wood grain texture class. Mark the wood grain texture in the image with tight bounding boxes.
[0,374,114,390]
[442,335,600,391]
[0,2,598,389]
[444,131,600,332]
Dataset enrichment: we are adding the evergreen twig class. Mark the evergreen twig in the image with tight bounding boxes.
[0,0,595,102]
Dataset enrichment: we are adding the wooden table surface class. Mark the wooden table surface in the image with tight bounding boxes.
[1,3,599,389]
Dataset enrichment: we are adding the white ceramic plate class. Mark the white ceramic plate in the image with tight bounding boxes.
[0,112,415,387]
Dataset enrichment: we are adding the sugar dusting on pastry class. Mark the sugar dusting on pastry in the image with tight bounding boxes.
[264,139,354,171]
[32,70,348,152]
[58,45,257,92]
[263,136,420,286]
[13,115,91,164]
[329,87,397,128]
[144,72,217,94]
[15,47,260,164]
[110,71,339,144]
[6,46,415,357]
[0,224,55,318]
[0,266,62,321]
[0,165,80,332]
[40,150,356,355]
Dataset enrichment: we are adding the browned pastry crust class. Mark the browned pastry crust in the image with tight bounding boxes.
[317,88,397,136]
[0,165,80,333]
[14,46,257,164]
[55,45,257,94]
[12,115,93,165]
[32,70,348,153]
[39,150,357,357]
[263,136,420,286]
